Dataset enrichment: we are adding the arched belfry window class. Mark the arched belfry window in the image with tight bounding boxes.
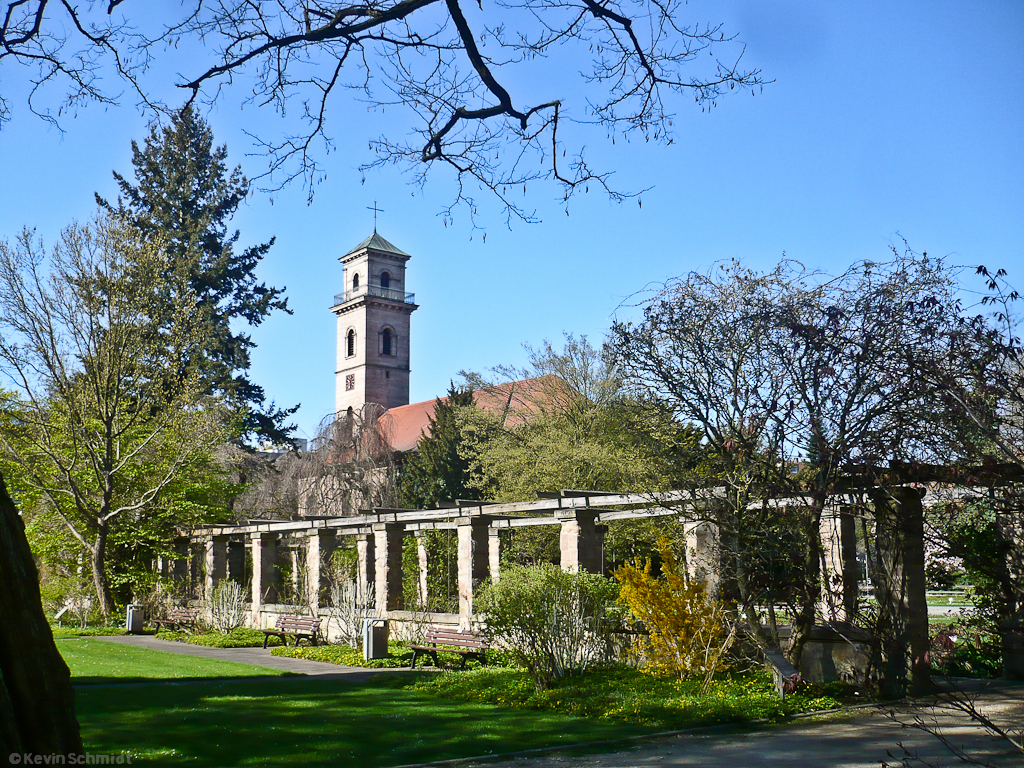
[352,272,360,290]
[382,327,393,356]
[380,271,391,289]
[346,329,356,357]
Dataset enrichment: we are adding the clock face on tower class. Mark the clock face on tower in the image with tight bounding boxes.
[332,232,418,415]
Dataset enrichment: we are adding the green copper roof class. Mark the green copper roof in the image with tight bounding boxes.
[347,232,409,257]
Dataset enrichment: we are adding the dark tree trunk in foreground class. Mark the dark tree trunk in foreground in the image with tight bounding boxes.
[0,471,83,755]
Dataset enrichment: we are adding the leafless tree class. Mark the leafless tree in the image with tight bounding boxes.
[610,260,795,647]
[0,0,766,221]
[298,405,399,517]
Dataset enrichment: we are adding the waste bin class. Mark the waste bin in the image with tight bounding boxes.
[362,618,389,660]
[126,604,145,635]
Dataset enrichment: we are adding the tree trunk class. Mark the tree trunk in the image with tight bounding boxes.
[0,471,83,755]
[91,521,114,618]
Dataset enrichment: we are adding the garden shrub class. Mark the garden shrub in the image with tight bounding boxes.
[615,538,732,680]
[930,622,1002,678]
[476,564,618,690]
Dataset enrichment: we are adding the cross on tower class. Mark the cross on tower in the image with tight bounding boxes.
[367,201,384,232]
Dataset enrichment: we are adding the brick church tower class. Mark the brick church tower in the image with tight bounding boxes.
[332,232,418,415]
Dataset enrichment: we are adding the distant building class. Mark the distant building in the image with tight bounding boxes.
[331,232,418,417]
[299,233,560,516]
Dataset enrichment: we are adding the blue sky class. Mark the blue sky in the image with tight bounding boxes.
[0,0,1021,442]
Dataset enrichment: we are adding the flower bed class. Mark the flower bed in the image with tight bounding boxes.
[413,665,847,728]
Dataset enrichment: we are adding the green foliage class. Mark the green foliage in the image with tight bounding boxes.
[398,383,478,508]
[930,621,1002,679]
[49,626,127,639]
[604,517,686,574]
[930,501,1020,630]
[160,628,283,648]
[97,105,293,443]
[415,665,841,728]
[459,400,681,503]
[476,564,618,690]
[459,335,708,504]
[272,641,412,668]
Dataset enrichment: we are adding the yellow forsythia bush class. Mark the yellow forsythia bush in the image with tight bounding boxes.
[615,538,731,679]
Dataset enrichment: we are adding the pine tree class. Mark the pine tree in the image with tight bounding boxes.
[97,105,295,443]
[398,384,478,508]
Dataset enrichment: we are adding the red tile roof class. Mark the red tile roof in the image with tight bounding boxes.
[377,375,567,453]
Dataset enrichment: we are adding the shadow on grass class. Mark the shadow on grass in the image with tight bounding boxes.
[75,674,653,767]
[73,672,301,686]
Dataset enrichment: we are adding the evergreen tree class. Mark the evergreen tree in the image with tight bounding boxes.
[97,105,294,443]
[398,384,478,509]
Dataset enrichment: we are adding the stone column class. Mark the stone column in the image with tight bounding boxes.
[415,532,429,608]
[305,529,338,613]
[820,506,861,623]
[870,487,930,698]
[682,519,721,597]
[373,523,405,614]
[289,546,302,602]
[558,510,603,574]
[204,535,229,600]
[250,532,278,624]
[820,508,845,622]
[356,533,375,609]
[840,508,860,621]
[488,528,501,584]
[457,517,490,629]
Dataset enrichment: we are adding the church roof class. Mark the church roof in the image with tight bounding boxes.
[378,375,569,453]
[346,231,410,257]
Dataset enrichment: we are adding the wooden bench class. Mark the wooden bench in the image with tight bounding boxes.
[409,627,488,669]
[153,608,200,634]
[262,615,321,648]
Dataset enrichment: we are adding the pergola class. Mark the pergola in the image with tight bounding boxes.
[163,481,979,633]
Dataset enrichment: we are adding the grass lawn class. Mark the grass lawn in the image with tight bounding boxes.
[74,675,653,767]
[58,638,289,684]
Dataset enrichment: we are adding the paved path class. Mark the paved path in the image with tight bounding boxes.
[448,684,1024,768]
[92,634,414,681]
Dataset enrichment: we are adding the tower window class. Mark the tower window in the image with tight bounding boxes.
[352,272,360,290]
[380,271,391,289]
[382,327,393,356]
[346,329,356,357]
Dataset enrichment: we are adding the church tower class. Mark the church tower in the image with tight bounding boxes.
[332,232,418,415]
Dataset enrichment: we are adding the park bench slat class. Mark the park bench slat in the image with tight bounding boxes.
[261,615,321,648]
[409,626,489,669]
[153,608,199,634]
